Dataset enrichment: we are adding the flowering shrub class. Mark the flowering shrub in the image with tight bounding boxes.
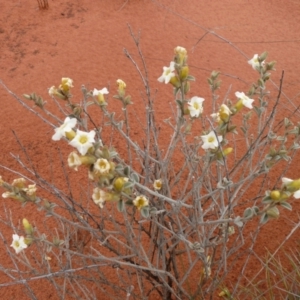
[0,38,299,299]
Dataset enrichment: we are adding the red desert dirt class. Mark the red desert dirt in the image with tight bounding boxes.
[0,0,300,299]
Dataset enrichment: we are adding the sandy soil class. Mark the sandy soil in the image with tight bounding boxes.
[0,0,300,299]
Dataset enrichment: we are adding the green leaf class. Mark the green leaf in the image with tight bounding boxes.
[276,136,287,142]
[262,197,272,205]
[252,206,260,215]
[280,201,292,211]
[149,207,158,214]
[207,78,213,85]
[117,200,124,212]
[186,75,195,81]
[117,121,124,130]
[234,217,243,227]
[289,128,300,135]
[210,71,220,79]
[260,213,269,224]
[131,172,139,183]
[115,164,124,172]
[124,166,130,176]
[284,117,292,128]
[253,106,261,116]
[267,132,277,139]
[109,150,119,158]
[257,78,265,89]
[243,207,253,219]
[240,127,247,135]
[281,154,291,161]
[259,51,268,62]
[176,99,182,107]
[174,87,181,96]
[123,181,135,189]
[140,206,150,218]
[85,101,95,107]
[23,94,32,100]
[291,142,300,150]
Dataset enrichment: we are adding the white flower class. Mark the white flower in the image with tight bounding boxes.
[48,86,57,96]
[92,187,106,208]
[174,46,187,55]
[201,131,223,150]
[93,87,109,97]
[10,234,27,254]
[23,184,37,196]
[158,61,176,84]
[12,178,26,188]
[153,179,163,191]
[69,129,96,155]
[174,46,187,63]
[62,77,73,87]
[94,158,111,174]
[248,54,259,70]
[52,117,77,141]
[248,54,261,70]
[60,77,73,91]
[220,104,232,117]
[235,92,254,109]
[188,97,205,118]
[92,188,119,208]
[88,169,95,180]
[282,177,293,185]
[117,79,126,90]
[211,112,220,123]
[133,195,149,210]
[2,192,14,199]
[68,151,82,171]
[282,177,300,198]
[293,190,300,199]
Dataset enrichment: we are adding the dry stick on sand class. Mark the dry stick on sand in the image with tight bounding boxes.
[37,0,49,10]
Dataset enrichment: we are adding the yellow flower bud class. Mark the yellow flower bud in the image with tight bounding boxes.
[59,77,73,93]
[65,130,76,140]
[169,76,181,88]
[219,104,232,123]
[174,46,187,65]
[218,288,231,298]
[179,66,189,81]
[216,147,233,160]
[72,106,82,117]
[79,155,97,166]
[23,218,33,235]
[270,190,281,201]
[219,291,226,297]
[113,177,129,192]
[184,81,190,94]
[96,93,106,105]
[287,179,300,191]
[183,107,190,115]
[55,90,68,100]
[233,99,244,113]
[223,147,233,156]
[24,237,33,246]
[117,79,126,97]
[266,206,279,219]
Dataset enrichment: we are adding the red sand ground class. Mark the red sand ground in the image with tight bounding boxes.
[1,0,300,299]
